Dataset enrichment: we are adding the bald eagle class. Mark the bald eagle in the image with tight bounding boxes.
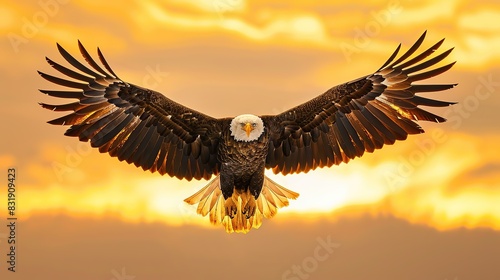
[39,31,456,233]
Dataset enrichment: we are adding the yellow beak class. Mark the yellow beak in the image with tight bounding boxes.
[244,123,253,137]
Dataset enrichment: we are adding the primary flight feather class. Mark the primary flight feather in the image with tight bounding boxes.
[39,31,456,233]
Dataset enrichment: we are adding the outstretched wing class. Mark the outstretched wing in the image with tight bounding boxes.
[39,42,222,180]
[263,31,456,175]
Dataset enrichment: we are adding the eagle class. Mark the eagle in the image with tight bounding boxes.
[39,31,456,233]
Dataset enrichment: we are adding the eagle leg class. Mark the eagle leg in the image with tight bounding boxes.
[242,195,256,219]
[224,195,238,218]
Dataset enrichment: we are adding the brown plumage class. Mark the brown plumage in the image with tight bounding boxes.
[39,31,456,233]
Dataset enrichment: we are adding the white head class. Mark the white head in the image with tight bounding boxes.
[230,114,264,142]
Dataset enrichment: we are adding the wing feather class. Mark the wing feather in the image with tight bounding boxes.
[155,138,169,174]
[346,113,375,153]
[39,101,83,112]
[130,124,156,166]
[396,38,445,70]
[91,112,133,147]
[77,40,112,77]
[264,31,456,175]
[386,30,427,68]
[339,113,364,156]
[40,42,222,180]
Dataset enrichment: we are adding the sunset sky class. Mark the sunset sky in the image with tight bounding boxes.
[1,0,500,279]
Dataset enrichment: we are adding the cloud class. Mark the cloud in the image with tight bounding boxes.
[378,133,500,230]
[3,0,500,69]
[458,9,500,32]
[134,1,328,44]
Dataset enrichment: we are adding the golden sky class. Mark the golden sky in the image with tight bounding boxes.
[1,0,500,279]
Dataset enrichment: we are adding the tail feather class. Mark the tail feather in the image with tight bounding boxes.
[185,178,221,216]
[184,175,299,233]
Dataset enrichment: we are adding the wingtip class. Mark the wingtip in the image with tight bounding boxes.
[36,71,52,81]
[38,102,56,111]
[45,56,55,66]
[97,47,105,58]
[377,43,402,71]
[77,39,86,52]
[96,46,119,78]
[55,42,71,57]
[419,30,427,41]
[47,119,62,125]
[38,89,52,95]
[55,42,64,51]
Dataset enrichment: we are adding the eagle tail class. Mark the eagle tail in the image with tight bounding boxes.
[184,175,299,233]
